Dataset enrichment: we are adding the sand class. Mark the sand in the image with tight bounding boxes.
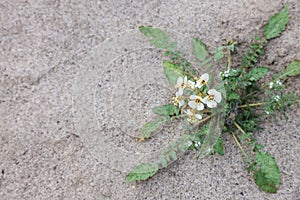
[1,0,299,199]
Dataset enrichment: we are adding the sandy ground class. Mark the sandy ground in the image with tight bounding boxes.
[1,0,300,199]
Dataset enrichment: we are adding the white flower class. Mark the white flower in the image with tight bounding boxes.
[196,73,209,89]
[188,95,204,111]
[274,95,280,102]
[276,80,282,86]
[176,76,188,89]
[195,141,201,148]
[202,89,222,108]
[187,80,195,89]
[265,111,270,115]
[173,88,185,107]
[185,109,202,120]
[269,82,274,89]
[223,70,230,78]
[186,140,193,147]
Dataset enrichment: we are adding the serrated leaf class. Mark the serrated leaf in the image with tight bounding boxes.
[248,67,270,81]
[152,104,179,116]
[126,163,159,182]
[163,60,185,85]
[169,151,177,160]
[214,46,224,62]
[280,60,300,78]
[159,157,168,168]
[139,26,170,49]
[254,152,281,193]
[264,5,289,40]
[138,119,165,141]
[193,38,208,61]
[212,137,224,156]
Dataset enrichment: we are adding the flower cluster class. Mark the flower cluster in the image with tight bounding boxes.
[172,73,222,123]
[269,80,283,89]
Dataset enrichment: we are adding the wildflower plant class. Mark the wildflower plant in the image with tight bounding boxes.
[126,5,299,193]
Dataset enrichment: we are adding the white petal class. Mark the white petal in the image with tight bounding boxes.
[195,114,202,120]
[177,77,183,85]
[183,76,188,84]
[178,100,185,107]
[201,73,209,82]
[202,96,209,104]
[176,88,183,97]
[208,89,217,95]
[188,101,197,109]
[190,95,199,100]
[214,91,222,103]
[185,109,193,115]
[188,80,195,89]
[196,103,204,111]
[196,81,203,89]
[207,101,217,108]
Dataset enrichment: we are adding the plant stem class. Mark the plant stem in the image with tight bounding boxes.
[233,121,246,134]
[231,132,249,159]
[201,109,211,114]
[234,121,251,142]
[227,47,231,70]
[171,114,188,120]
[199,113,215,124]
[238,102,266,108]
[192,113,215,129]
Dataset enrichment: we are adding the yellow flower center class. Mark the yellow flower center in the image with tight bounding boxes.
[208,94,215,101]
[195,98,202,104]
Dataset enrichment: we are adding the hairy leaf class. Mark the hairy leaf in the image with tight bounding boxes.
[264,5,289,40]
[241,36,266,69]
[152,104,179,116]
[193,38,208,61]
[247,67,270,81]
[169,150,178,160]
[254,152,281,193]
[163,60,185,85]
[138,119,165,141]
[139,26,171,49]
[159,157,168,168]
[282,60,300,77]
[126,163,159,182]
[214,46,224,62]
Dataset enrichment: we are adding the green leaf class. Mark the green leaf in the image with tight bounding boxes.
[240,132,252,141]
[247,67,270,81]
[159,157,168,168]
[212,137,224,156]
[193,38,208,61]
[214,46,225,62]
[163,60,185,85]
[138,119,165,141]
[126,163,159,182]
[264,5,289,40]
[253,144,264,152]
[152,104,179,116]
[139,26,171,49]
[227,92,240,100]
[281,60,300,77]
[169,151,177,160]
[254,152,281,193]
